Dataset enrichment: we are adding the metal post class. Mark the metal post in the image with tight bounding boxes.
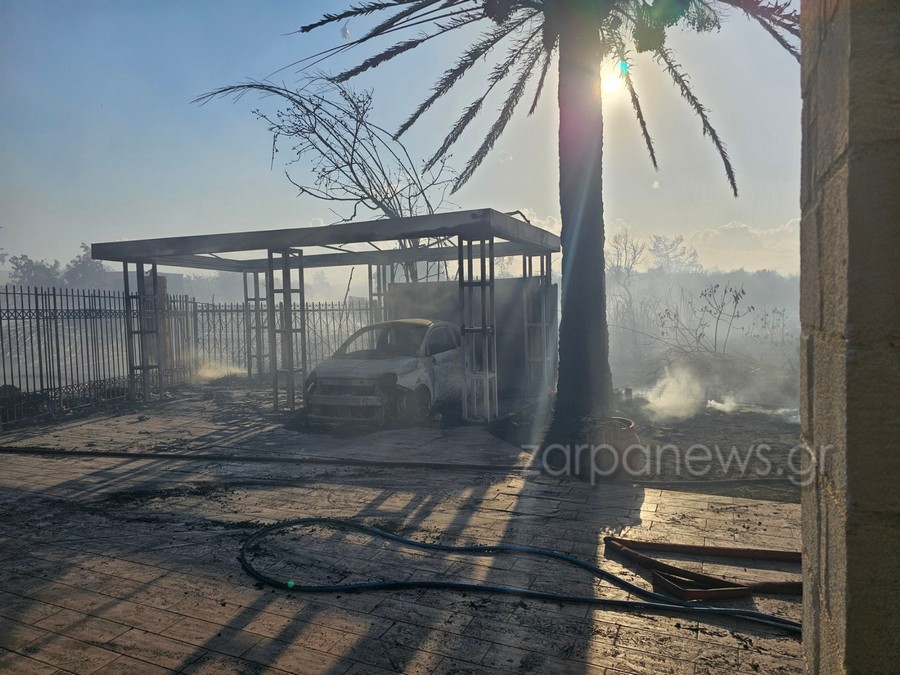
[254,272,264,376]
[151,264,163,397]
[123,263,135,399]
[135,263,150,400]
[489,236,497,418]
[191,298,199,382]
[457,237,466,421]
[266,250,278,410]
[297,251,308,400]
[243,272,252,378]
[279,251,295,411]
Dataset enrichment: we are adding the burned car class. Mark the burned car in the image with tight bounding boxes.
[304,319,464,425]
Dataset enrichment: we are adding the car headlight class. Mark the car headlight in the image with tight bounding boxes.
[379,373,398,388]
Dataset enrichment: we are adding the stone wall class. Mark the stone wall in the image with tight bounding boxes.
[800,0,900,671]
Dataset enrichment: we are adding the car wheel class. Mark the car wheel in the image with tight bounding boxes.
[402,387,431,426]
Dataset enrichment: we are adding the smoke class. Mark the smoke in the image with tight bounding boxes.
[640,366,707,422]
[639,367,800,424]
[194,362,243,383]
[706,396,739,413]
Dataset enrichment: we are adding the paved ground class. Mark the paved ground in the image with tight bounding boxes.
[0,385,803,674]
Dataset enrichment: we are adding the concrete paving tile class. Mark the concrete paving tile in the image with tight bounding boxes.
[734,649,804,674]
[430,656,513,674]
[462,615,581,658]
[368,596,474,633]
[615,625,741,671]
[243,636,354,674]
[326,633,443,675]
[160,616,264,657]
[106,628,206,670]
[580,638,695,674]
[18,632,121,673]
[92,599,183,633]
[342,660,398,675]
[0,590,66,624]
[180,650,291,674]
[479,641,606,674]
[0,390,803,673]
[0,616,49,651]
[380,620,493,662]
[91,654,172,674]
[33,608,131,644]
[0,647,61,674]
[240,608,353,649]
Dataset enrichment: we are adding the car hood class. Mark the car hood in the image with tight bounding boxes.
[312,356,420,380]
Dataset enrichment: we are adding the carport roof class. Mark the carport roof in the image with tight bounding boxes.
[91,209,559,273]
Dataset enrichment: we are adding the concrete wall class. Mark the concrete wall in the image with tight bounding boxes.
[800,0,900,671]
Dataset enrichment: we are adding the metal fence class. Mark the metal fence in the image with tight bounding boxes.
[304,300,377,369]
[193,299,376,376]
[1,285,130,425]
[2,284,377,426]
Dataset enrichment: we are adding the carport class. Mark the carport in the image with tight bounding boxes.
[92,209,559,422]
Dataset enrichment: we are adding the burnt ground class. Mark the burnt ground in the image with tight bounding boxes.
[490,400,802,504]
[0,381,802,674]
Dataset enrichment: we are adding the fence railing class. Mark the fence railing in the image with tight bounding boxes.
[2,285,376,426]
[1,285,130,425]
[193,299,375,377]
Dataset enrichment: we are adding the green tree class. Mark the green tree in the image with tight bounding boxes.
[9,255,63,287]
[63,243,113,289]
[297,0,799,435]
[649,234,702,274]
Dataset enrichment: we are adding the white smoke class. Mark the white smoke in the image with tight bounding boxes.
[641,366,706,422]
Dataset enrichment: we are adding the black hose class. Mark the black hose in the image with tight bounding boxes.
[239,518,801,636]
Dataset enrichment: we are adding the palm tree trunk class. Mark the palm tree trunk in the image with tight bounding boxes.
[550,2,614,436]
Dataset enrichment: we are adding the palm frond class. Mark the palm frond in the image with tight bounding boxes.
[747,11,800,60]
[619,54,658,171]
[299,1,423,33]
[454,38,545,190]
[396,11,537,138]
[717,0,800,60]
[655,49,737,196]
[277,4,477,84]
[424,23,543,171]
[527,43,554,116]
[333,13,479,83]
[360,0,459,40]
[723,0,800,35]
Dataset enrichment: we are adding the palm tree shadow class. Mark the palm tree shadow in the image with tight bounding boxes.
[298,422,650,673]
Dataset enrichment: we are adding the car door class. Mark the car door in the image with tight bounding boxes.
[425,325,459,402]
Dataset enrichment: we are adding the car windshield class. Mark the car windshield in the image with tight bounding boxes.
[337,323,427,359]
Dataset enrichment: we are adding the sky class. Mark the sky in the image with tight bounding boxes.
[0,1,801,276]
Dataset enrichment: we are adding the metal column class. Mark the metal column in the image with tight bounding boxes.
[368,264,386,324]
[522,253,555,392]
[266,249,306,412]
[458,236,498,422]
[122,261,163,401]
[243,270,268,377]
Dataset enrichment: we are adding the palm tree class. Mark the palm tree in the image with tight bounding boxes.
[296,0,799,436]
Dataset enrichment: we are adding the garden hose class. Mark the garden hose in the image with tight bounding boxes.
[239,517,801,636]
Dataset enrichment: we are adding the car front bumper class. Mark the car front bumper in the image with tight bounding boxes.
[307,392,386,424]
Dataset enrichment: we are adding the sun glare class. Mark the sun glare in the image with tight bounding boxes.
[601,74,623,94]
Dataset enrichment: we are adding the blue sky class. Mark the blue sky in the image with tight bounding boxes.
[1,1,801,273]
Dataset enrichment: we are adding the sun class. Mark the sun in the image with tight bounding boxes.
[601,73,623,94]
